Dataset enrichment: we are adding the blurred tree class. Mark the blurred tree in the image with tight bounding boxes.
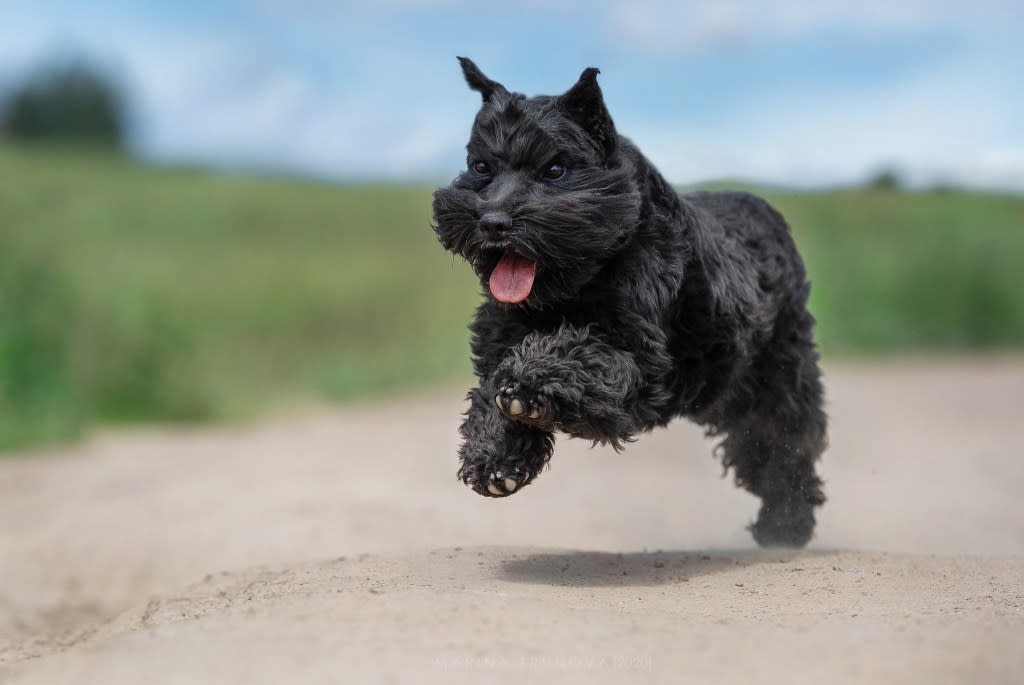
[866,167,905,191]
[0,62,127,147]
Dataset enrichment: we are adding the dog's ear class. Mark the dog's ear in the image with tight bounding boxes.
[457,56,508,102]
[559,68,617,160]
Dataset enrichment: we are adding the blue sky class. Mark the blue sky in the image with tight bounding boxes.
[1,0,1022,189]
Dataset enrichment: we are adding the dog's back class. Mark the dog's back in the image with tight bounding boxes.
[682,189,811,336]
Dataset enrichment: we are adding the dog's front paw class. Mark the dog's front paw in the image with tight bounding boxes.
[494,382,557,429]
[457,401,555,499]
[463,463,533,498]
[482,464,532,498]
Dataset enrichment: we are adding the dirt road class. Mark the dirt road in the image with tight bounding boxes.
[1,360,1022,684]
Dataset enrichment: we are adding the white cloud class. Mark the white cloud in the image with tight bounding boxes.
[0,10,472,179]
[1,2,1021,188]
[627,54,1024,190]
[606,0,1021,55]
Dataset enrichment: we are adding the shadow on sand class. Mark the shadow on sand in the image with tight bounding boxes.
[498,548,828,587]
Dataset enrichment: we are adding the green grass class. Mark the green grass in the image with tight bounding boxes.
[0,143,1022,450]
[0,144,479,449]
[765,189,1024,351]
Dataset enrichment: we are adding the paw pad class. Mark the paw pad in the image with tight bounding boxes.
[480,466,530,498]
[494,385,551,425]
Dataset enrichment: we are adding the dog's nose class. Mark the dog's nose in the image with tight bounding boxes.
[478,213,512,241]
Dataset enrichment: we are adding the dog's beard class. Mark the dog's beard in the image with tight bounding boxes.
[432,170,641,307]
[432,187,538,298]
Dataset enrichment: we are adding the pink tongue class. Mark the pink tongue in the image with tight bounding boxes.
[489,251,537,304]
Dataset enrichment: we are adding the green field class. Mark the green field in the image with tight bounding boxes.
[1,144,1022,450]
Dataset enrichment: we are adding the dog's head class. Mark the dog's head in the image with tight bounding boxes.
[432,58,641,308]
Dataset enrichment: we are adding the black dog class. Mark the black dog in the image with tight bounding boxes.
[432,58,827,547]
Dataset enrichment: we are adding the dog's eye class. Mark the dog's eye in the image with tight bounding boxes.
[471,160,491,176]
[541,163,566,181]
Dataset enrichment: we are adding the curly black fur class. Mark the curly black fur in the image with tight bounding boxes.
[432,58,827,548]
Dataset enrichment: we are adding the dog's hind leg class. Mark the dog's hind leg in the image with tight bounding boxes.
[457,384,555,498]
[717,307,827,548]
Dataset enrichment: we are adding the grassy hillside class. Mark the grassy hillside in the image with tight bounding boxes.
[1,144,1022,449]
[769,189,1024,351]
[0,145,481,449]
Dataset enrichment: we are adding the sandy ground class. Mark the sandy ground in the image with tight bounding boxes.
[0,359,1022,684]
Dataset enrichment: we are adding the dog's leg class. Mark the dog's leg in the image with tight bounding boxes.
[457,384,555,497]
[490,324,647,446]
[720,410,826,548]
[718,310,827,548]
